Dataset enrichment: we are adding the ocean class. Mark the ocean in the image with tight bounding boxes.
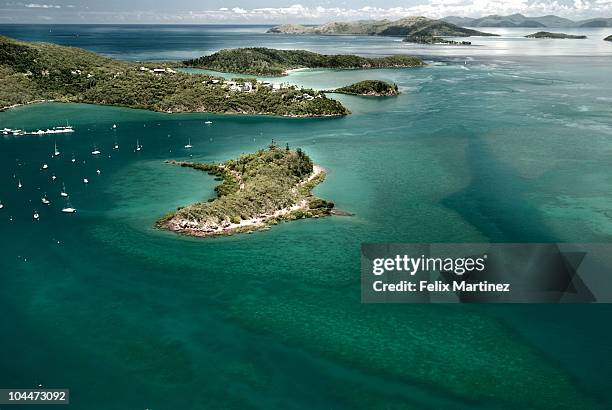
[1,24,612,409]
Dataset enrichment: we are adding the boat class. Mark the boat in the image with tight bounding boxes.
[17,179,22,189]
[54,142,60,156]
[33,211,40,220]
[136,139,142,151]
[71,155,76,163]
[185,138,193,149]
[92,146,101,155]
[52,175,57,181]
[113,143,119,150]
[61,183,68,197]
[41,196,51,205]
[96,169,101,175]
[205,121,213,125]
[61,207,76,213]
[42,164,48,170]
[0,201,4,209]
[112,124,117,129]
[83,178,89,184]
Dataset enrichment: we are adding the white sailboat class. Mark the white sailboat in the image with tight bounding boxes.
[185,138,193,149]
[205,121,213,125]
[54,142,60,156]
[41,196,51,205]
[61,183,69,197]
[42,163,48,170]
[92,145,101,155]
[17,179,22,189]
[136,139,142,151]
[0,201,4,209]
[33,211,40,220]
[96,169,101,175]
[83,178,89,184]
[61,198,76,213]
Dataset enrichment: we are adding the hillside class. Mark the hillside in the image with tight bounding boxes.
[267,17,497,38]
[183,48,424,76]
[158,144,335,237]
[526,32,587,39]
[442,14,612,28]
[606,35,612,41]
[331,80,399,96]
[0,36,348,117]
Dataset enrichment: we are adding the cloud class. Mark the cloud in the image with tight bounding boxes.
[4,1,612,23]
[24,3,62,8]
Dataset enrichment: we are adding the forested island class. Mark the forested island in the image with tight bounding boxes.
[267,17,497,39]
[605,35,612,41]
[0,36,348,117]
[525,32,587,39]
[330,80,399,96]
[157,144,336,237]
[404,36,472,45]
[183,48,424,76]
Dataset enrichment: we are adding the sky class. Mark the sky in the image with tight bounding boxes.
[1,0,612,23]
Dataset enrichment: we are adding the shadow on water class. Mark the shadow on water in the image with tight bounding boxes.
[442,130,558,243]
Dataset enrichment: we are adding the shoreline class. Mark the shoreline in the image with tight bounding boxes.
[0,100,349,118]
[160,165,329,238]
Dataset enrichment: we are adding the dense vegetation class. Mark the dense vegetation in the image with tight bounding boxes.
[158,144,334,236]
[0,36,348,117]
[332,80,399,96]
[605,35,612,41]
[404,35,472,45]
[267,17,497,38]
[183,48,424,76]
[525,32,587,39]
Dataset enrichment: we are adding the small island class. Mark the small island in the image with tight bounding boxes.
[330,80,399,97]
[0,36,348,117]
[525,32,587,39]
[605,35,612,41]
[157,144,337,237]
[183,48,424,77]
[404,35,472,45]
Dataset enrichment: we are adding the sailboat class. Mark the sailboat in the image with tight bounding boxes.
[91,145,101,155]
[61,183,69,197]
[0,201,4,209]
[42,163,48,170]
[33,211,40,220]
[54,142,60,156]
[185,138,193,149]
[204,121,213,125]
[136,139,142,151]
[17,179,22,189]
[83,178,89,184]
[113,142,119,150]
[112,124,117,129]
[41,196,51,205]
[61,198,76,213]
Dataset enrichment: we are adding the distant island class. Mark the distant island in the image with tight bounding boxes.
[0,36,348,117]
[157,144,336,237]
[267,17,497,40]
[404,35,472,45]
[442,13,612,28]
[183,48,424,77]
[525,32,587,39]
[606,35,612,41]
[330,80,399,97]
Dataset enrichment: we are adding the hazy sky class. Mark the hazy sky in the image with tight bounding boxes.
[1,0,611,23]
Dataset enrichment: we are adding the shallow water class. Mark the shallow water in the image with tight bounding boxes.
[1,25,612,409]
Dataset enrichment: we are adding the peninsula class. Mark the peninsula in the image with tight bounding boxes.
[267,17,497,39]
[330,80,399,97]
[157,144,336,237]
[606,35,612,41]
[183,48,424,77]
[0,36,348,117]
[525,32,587,39]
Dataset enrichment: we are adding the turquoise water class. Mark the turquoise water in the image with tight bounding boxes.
[1,25,612,409]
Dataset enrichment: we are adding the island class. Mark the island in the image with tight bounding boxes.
[157,143,337,237]
[606,35,612,41]
[0,36,348,117]
[329,80,399,97]
[183,48,424,77]
[404,35,472,45]
[525,31,587,39]
[267,17,497,40]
